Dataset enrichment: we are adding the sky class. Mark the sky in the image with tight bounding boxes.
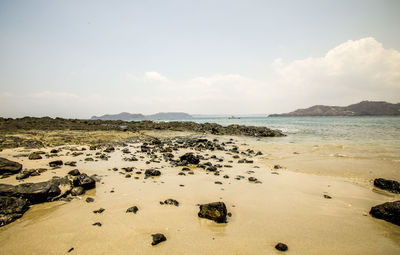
[0,0,399,118]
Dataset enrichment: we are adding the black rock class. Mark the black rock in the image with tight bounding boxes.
[49,160,63,167]
[0,157,22,176]
[67,248,74,253]
[198,202,227,223]
[145,169,161,178]
[64,161,77,167]
[92,222,102,227]
[0,196,29,227]
[248,177,258,182]
[151,233,167,246]
[162,199,179,206]
[28,153,42,160]
[126,206,139,214]
[0,181,61,204]
[93,208,105,214]
[369,200,400,226]
[86,197,95,203]
[73,173,96,189]
[373,178,400,194]
[71,186,85,196]
[215,181,222,185]
[68,169,80,176]
[179,153,200,165]
[275,242,288,251]
[207,166,217,172]
[323,194,332,199]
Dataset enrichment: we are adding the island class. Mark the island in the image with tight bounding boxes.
[269,101,400,117]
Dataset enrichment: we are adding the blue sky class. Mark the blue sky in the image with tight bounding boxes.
[0,0,399,117]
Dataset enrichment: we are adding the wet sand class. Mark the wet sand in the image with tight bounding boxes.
[0,131,399,254]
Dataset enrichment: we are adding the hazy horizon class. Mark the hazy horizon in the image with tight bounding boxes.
[1,0,400,118]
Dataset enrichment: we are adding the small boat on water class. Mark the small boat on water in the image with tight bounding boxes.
[228,116,240,119]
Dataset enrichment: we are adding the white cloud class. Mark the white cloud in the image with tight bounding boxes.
[273,37,400,106]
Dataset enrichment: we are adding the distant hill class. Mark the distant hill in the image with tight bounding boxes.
[91,112,192,120]
[146,112,192,119]
[269,101,400,117]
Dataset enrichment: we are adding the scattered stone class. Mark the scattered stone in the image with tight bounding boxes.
[161,199,179,206]
[198,202,227,223]
[179,153,200,165]
[64,161,77,167]
[215,181,222,185]
[323,194,332,199]
[126,206,139,214]
[28,153,42,160]
[369,200,400,226]
[223,175,229,179]
[275,242,288,251]
[274,165,282,169]
[373,178,400,194]
[68,169,80,176]
[145,169,161,178]
[248,177,258,182]
[151,233,166,246]
[93,208,105,214]
[86,197,95,203]
[49,160,63,167]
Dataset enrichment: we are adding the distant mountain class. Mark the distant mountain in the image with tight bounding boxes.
[91,112,192,120]
[146,112,192,119]
[91,112,145,120]
[269,101,400,117]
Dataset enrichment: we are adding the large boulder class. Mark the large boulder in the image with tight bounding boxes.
[72,173,96,190]
[0,196,29,227]
[0,181,61,204]
[370,200,400,226]
[144,169,161,178]
[198,202,227,223]
[373,178,400,194]
[0,157,22,176]
[179,153,200,165]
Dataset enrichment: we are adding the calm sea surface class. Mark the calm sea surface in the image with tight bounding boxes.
[135,116,400,146]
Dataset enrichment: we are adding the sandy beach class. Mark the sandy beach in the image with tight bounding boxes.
[0,129,399,254]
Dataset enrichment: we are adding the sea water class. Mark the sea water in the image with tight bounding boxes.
[142,116,400,146]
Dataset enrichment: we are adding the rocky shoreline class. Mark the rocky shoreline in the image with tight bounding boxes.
[0,117,284,137]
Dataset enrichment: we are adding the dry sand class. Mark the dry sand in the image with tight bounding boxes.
[0,130,399,254]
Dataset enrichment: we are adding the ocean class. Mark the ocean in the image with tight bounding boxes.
[137,116,400,146]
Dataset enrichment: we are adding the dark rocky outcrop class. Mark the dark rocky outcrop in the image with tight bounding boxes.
[151,233,167,246]
[373,178,400,194]
[0,117,285,140]
[198,202,227,223]
[0,157,22,177]
[369,200,400,226]
[0,196,29,227]
[0,181,61,204]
